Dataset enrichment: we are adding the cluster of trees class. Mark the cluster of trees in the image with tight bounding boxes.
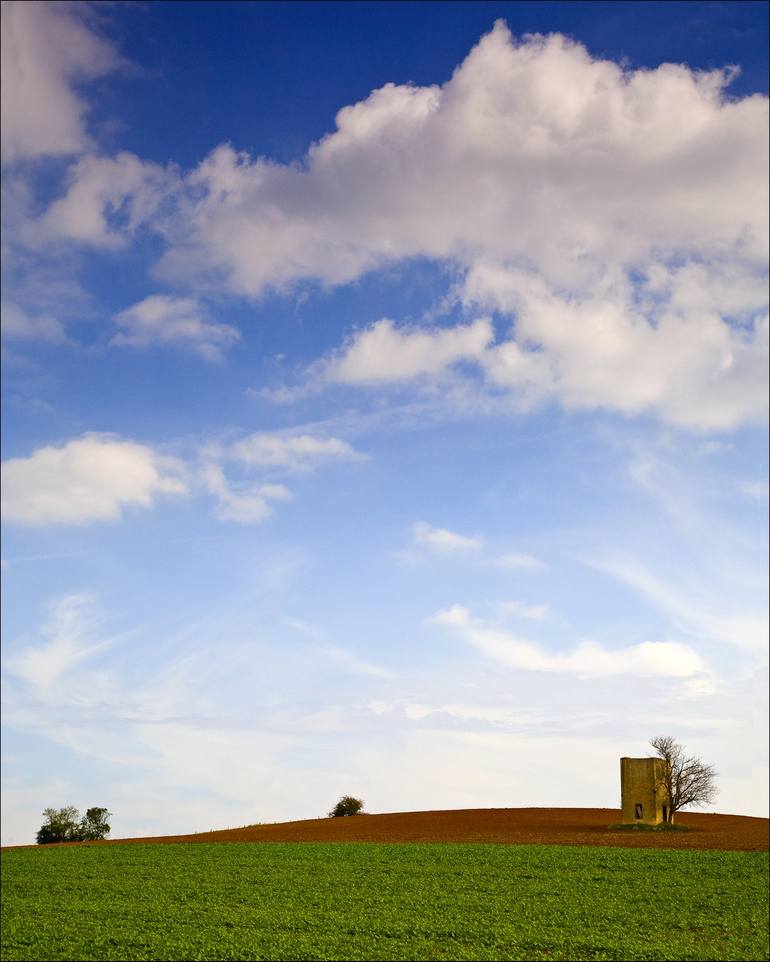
[36,806,112,844]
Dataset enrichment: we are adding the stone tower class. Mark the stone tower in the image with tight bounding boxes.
[620,756,670,824]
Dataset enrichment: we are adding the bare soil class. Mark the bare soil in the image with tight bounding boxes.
[108,808,768,851]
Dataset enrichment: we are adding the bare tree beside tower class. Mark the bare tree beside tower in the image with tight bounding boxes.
[649,735,718,823]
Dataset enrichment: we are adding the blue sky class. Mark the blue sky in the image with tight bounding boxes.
[1,0,767,844]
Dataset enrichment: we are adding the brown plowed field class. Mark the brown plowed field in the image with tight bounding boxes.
[107,808,768,852]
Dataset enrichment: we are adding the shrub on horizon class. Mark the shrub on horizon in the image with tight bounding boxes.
[328,795,364,817]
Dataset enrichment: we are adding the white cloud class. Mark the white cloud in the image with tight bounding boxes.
[1,1,122,163]
[398,526,545,567]
[198,432,363,522]
[430,604,475,627]
[325,317,494,385]
[1,435,187,525]
[499,600,552,621]
[200,462,291,525]
[230,433,363,471]
[290,260,767,429]
[112,295,240,361]
[266,264,768,431]
[161,26,768,293]
[413,522,483,553]
[465,265,768,430]
[0,302,68,344]
[146,22,767,429]
[0,429,357,528]
[428,604,707,678]
[29,152,174,249]
[492,552,546,570]
[15,21,767,427]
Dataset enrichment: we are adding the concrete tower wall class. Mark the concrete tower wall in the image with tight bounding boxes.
[620,756,670,824]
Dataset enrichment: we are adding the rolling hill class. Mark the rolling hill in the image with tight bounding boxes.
[106,807,768,851]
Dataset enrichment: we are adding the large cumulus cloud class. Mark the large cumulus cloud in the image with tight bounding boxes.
[154,23,768,429]
[10,19,770,429]
[159,23,767,294]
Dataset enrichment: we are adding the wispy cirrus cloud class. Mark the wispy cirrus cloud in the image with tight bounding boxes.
[395,522,546,570]
[428,603,708,679]
[3,593,108,691]
[230,433,364,472]
[588,555,769,654]
[281,618,393,679]
[199,462,291,525]
[200,430,366,524]
[490,552,546,570]
[498,600,552,622]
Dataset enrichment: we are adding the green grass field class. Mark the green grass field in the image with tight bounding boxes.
[2,842,767,961]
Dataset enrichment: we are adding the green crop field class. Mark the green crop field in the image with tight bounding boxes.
[1,842,767,961]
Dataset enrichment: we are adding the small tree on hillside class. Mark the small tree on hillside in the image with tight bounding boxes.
[329,795,364,817]
[650,735,718,823]
[79,807,112,841]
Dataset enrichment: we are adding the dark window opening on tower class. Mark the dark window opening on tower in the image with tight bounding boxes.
[635,804,643,819]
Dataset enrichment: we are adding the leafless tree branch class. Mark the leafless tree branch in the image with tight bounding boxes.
[650,735,718,822]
